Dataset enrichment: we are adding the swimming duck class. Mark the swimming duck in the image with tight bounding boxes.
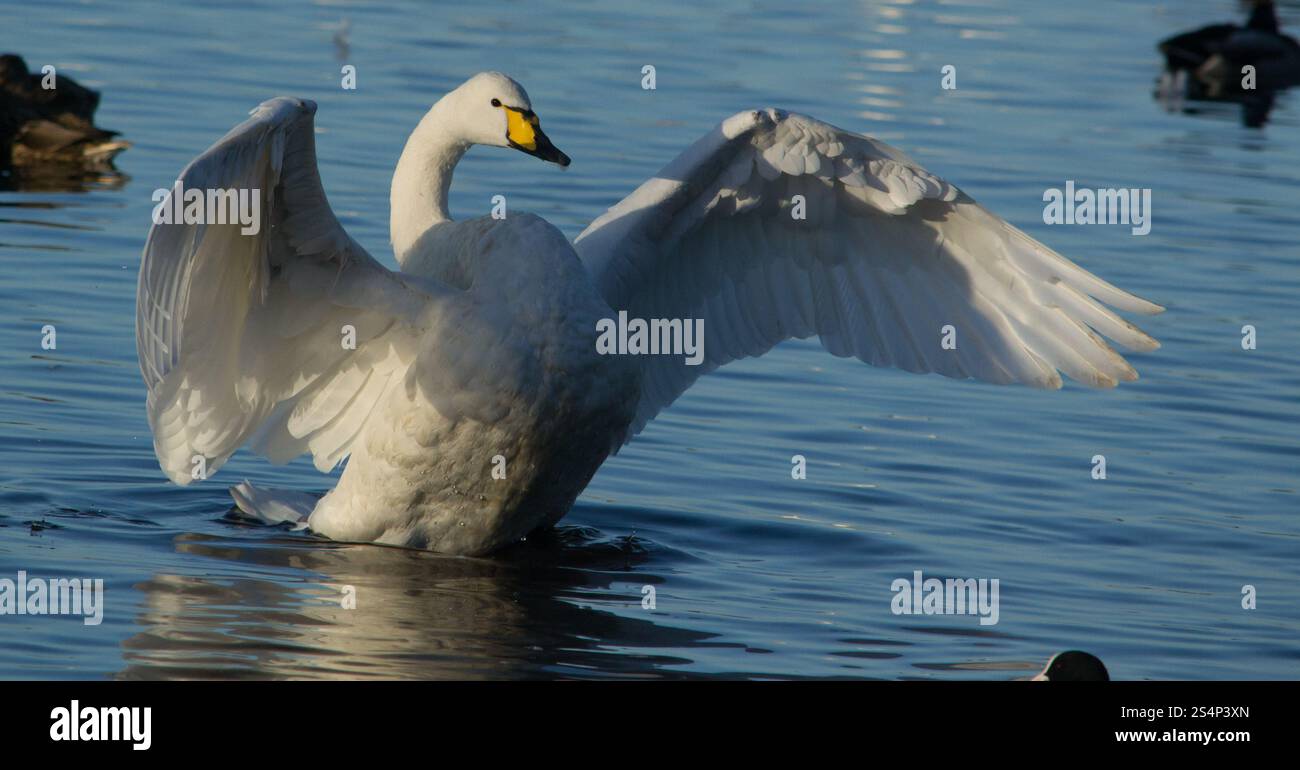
[136,73,1162,556]
[1031,650,1110,681]
[0,53,129,176]
[1158,0,1300,101]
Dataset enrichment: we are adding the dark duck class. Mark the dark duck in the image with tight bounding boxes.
[0,53,129,181]
[1158,1,1300,125]
[1031,651,1110,681]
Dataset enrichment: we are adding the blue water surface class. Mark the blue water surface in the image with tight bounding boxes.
[0,0,1296,679]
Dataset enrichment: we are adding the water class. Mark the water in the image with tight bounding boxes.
[2,0,1297,680]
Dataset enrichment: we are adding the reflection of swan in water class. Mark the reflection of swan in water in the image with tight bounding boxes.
[117,524,727,680]
[108,513,1079,680]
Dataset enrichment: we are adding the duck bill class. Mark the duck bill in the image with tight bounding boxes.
[510,127,570,167]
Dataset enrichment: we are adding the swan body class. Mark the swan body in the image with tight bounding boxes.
[299,212,638,553]
[137,72,1162,556]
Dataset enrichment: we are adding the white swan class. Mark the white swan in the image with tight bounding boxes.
[136,72,1163,556]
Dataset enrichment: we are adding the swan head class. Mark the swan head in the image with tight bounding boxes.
[446,71,570,167]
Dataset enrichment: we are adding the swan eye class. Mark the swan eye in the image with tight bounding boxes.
[491,98,501,107]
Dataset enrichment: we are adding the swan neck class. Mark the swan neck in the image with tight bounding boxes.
[391,103,468,266]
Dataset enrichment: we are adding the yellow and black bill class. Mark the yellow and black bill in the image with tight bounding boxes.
[503,105,570,167]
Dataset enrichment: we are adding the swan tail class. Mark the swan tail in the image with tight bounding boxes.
[229,481,315,529]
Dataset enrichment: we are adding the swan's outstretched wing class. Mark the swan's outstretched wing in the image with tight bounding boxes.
[137,98,453,484]
[575,109,1163,438]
